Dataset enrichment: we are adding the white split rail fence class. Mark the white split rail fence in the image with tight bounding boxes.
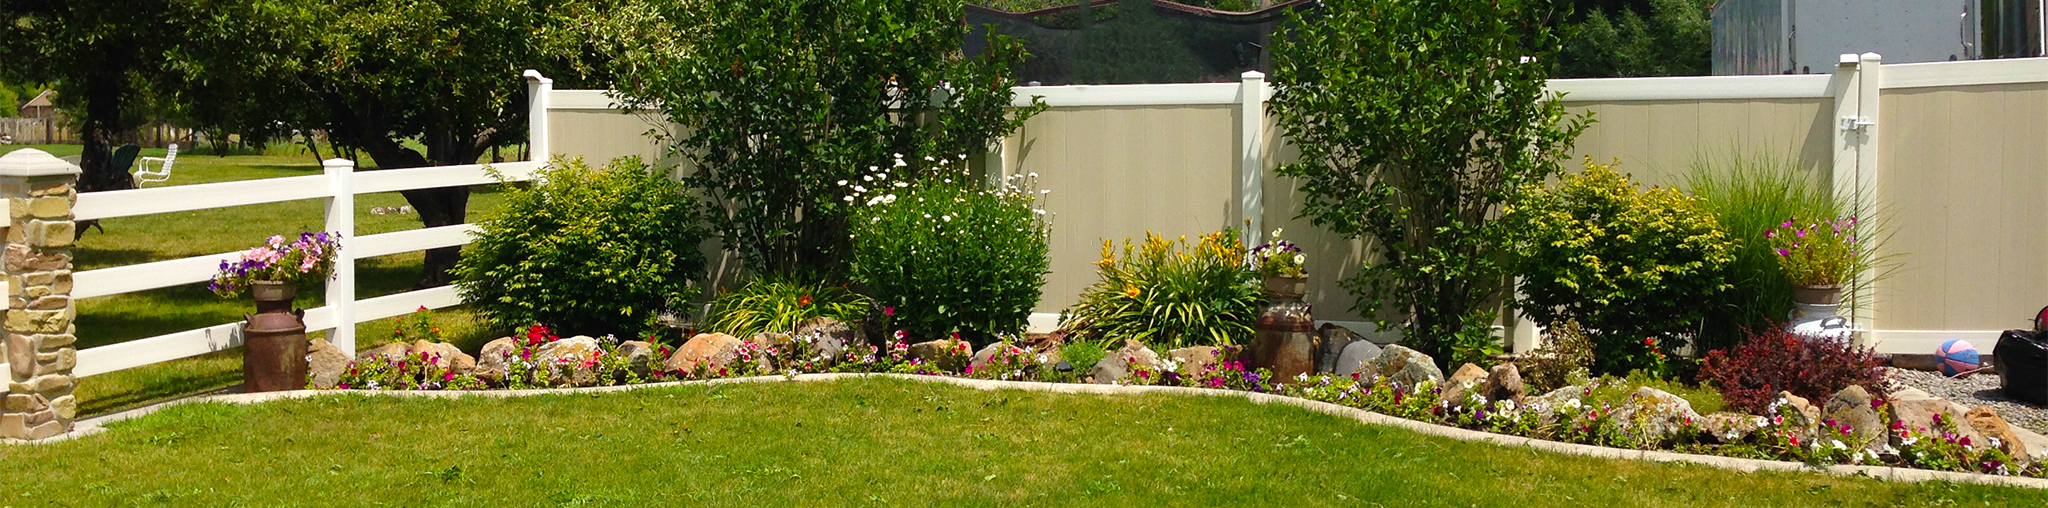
[0,71,556,379]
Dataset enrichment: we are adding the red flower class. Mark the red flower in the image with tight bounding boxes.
[1643,337,1656,346]
[884,306,896,317]
[798,295,813,307]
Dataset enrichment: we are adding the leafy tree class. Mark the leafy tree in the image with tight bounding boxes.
[611,0,1042,276]
[173,0,621,286]
[1557,0,1711,78]
[1270,0,1589,366]
[0,0,183,190]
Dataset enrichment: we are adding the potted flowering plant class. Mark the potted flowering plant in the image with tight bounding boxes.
[1250,228,1308,296]
[1766,217,1865,305]
[210,232,341,392]
[1248,228,1314,380]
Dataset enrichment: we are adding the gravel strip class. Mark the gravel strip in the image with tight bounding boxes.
[1885,367,2048,435]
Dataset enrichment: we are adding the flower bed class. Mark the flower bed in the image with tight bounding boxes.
[313,319,2048,481]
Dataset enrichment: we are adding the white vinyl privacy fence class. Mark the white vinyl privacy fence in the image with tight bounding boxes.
[0,71,557,381]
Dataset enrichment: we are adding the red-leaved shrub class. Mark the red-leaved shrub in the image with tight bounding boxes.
[1697,325,1886,414]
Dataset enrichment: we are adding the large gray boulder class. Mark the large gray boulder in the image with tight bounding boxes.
[1610,387,1704,442]
[1315,323,1366,374]
[617,340,659,376]
[1368,344,1443,387]
[1332,340,1383,378]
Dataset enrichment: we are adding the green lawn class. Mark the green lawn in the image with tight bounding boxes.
[0,377,2038,506]
[0,143,513,416]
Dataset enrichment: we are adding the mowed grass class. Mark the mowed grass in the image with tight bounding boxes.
[0,143,513,416]
[2,378,2041,506]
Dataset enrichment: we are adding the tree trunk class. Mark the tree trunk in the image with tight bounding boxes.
[77,57,136,194]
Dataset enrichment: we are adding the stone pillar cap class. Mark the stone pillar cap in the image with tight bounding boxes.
[0,149,83,177]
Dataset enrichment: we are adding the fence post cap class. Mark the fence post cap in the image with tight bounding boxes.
[0,148,81,177]
[321,158,355,168]
[522,69,553,85]
[1240,70,1266,80]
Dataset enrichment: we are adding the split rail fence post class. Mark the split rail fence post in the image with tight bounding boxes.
[0,149,81,440]
[324,158,357,355]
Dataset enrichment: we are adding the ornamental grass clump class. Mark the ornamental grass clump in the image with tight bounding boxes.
[209,232,341,298]
[1684,153,1839,352]
[706,275,870,338]
[454,156,708,339]
[849,159,1051,345]
[1059,228,1261,349]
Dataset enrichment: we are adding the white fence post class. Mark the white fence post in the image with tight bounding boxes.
[324,158,357,355]
[524,70,553,165]
[1830,53,1882,345]
[1239,71,1266,247]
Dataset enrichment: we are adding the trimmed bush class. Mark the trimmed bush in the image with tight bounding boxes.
[1059,228,1261,350]
[1697,326,1885,414]
[455,156,708,338]
[1505,159,1733,376]
[849,176,1050,344]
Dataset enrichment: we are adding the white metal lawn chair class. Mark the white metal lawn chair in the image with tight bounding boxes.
[135,143,177,186]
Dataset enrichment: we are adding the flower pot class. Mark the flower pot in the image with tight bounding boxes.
[1792,284,1844,306]
[1252,276,1314,381]
[242,281,308,392]
[1263,275,1308,299]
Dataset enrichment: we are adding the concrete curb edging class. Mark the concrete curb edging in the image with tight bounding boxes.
[17,373,2048,490]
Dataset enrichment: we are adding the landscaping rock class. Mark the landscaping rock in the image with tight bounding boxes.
[535,336,602,386]
[795,316,855,364]
[1368,344,1443,387]
[617,341,658,375]
[357,342,410,363]
[1822,386,1886,452]
[2010,426,2048,463]
[1776,391,1823,435]
[666,333,743,374]
[1965,406,2032,460]
[474,337,518,381]
[1088,340,1160,384]
[1315,323,1365,374]
[747,332,792,350]
[306,338,351,389]
[1526,385,1588,425]
[1484,363,1525,404]
[1700,412,1770,444]
[968,342,1010,373]
[1886,392,1972,435]
[1166,346,1219,377]
[1332,340,1383,378]
[409,340,475,374]
[907,339,971,372]
[1438,363,1490,408]
[1610,387,1703,441]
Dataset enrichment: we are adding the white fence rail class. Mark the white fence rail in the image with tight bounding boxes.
[0,71,556,379]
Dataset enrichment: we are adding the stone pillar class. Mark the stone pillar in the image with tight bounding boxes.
[0,148,80,440]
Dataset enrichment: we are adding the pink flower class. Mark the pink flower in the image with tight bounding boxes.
[884,307,895,317]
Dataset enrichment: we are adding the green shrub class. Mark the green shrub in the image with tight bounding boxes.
[705,275,871,338]
[1683,153,1838,352]
[1505,159,1733,376]
[849,174,1050,344]
[455,156,708,338]
[1059,228,1261,350]
[1270,0,1586,367]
